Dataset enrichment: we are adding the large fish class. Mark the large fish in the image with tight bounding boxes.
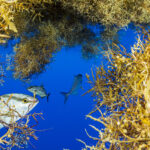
[0,93,39,129]
[27,85,50,102]
[61,74,83,104]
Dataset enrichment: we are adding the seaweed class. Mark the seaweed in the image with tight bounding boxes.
[81,33,150,149]
[0,95,42,149]
[1,0,150,78]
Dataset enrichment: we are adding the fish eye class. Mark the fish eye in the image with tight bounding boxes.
[23,99,28,103]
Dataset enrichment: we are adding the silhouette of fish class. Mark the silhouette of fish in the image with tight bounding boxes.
[27,85,50,102]
[61,74,83,104]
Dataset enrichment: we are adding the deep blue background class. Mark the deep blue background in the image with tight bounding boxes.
[0,25,137,150]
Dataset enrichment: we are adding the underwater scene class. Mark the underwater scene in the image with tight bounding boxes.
[1,0,150,150]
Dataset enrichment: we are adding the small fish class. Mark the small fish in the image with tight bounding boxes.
[61,74,83,104]
[27,85,50,102]
[0,93,39,129]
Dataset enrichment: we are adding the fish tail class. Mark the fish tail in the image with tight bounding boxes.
[60,92,69,104]
[47,93,50,102]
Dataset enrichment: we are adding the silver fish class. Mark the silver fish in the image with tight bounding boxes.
[27,85,50,102]
[0,93,38,129]
[61,74,83,104]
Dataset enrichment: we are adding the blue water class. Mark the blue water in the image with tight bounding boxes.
[0,25,138,150]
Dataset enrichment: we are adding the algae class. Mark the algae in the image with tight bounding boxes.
[82,32,150,149]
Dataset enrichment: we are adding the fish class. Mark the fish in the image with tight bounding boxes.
[27,85,50,102]
[0,93,39,129]
[61,74,83,104]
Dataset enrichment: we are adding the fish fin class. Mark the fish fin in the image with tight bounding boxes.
[60,92,69,104]
[47,93,50,102]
